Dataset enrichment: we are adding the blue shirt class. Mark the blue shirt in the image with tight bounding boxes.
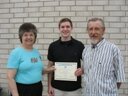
[7,47,44,84]
[82,39,125,96]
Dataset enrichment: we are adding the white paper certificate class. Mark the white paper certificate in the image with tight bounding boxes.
[54,62,77,81]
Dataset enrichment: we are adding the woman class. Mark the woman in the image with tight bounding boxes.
[7,23,54,96]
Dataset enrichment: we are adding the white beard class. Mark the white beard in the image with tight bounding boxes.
[90,38,99,45]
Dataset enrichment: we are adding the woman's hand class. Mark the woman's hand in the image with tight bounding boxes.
[43,66,56,74]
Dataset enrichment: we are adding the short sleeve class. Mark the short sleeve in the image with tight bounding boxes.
[47,44,54,61]
[7,49,20,69]
[113,47,125,82]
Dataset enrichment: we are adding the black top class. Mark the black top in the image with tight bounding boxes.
[48,37,84,91]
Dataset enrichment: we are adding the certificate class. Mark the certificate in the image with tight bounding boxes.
[54,62,77,81]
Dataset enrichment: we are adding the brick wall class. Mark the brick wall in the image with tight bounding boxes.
[0,0,127,96]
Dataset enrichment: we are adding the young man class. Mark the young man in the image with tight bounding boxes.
[81,18,125,96]
[47,18,84,96]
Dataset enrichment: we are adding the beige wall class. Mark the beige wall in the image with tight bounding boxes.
[0,0,127,96]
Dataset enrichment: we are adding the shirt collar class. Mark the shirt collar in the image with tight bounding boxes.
[58,36,74,45]
[91,38,105,49]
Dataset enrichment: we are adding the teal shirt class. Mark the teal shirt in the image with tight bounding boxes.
[7,47,44,84]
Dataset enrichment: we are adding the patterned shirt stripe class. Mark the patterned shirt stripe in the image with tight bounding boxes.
[82,39,125,96]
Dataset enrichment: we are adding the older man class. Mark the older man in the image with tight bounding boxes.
[76,18,125,96]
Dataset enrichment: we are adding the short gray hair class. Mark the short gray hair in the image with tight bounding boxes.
[87,18,105,30]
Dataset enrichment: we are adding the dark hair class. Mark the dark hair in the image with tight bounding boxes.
[87,18,105,30]
[19,23,37,43]
[58,18,73,28]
